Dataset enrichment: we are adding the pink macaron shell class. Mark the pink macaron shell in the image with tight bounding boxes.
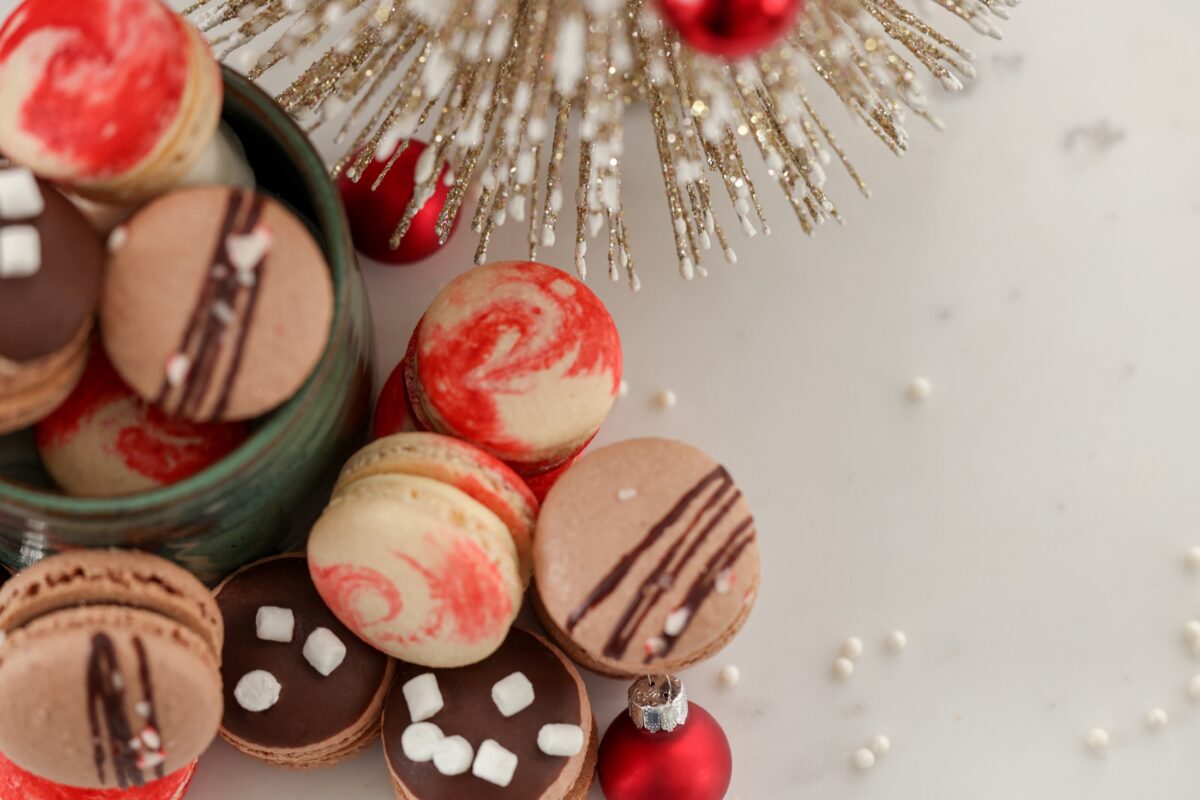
[0,0,190,180]
[409,262,622,469]
[0,752,197,800]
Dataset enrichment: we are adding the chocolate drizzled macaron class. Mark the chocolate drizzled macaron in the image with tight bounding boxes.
[382,628,597,800]
[102,187,333,422]
[0,550,223,789]
[214,555,395,769]
[534,438,761,677]
[0,168,103,434]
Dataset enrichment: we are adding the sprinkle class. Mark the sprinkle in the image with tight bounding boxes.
[644,637,667,658]
[136,751,165,771]
[906,377,933,403]
[211,299,237,326]
[165,354,191,387]
[617,488,638,502]
[886,631,908,653]
[869,735,891,756]
[655,389,677,410]
[852,748,876,770]
[107,226,129,254]
[718,665,741,687]
[715,569,735,595]
[135,701,150,718]
[1085,728,1109,753]
[833,658,855,680]
[140,727,161,751]
[1145,708,1168,731]
[840,637,864,660]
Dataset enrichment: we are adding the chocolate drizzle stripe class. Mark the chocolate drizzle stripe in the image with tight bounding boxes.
[652,518,756,662]
[132,637,165,780]
[211,249,265,419]
[566,465,728,632]
[601,480,740,659]
[85,633,145,789]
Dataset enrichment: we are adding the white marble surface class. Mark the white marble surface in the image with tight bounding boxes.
[9,0,1200,795]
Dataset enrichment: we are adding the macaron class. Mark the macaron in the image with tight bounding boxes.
[214,555,395,769]
[35,346,250,497]
[405,261,622,472]
[0,550,224,789]
[335,433,538,583]
[0,752,198,800]
[0,0,223,204]
[533,438,761,677]
[382,627,597,800]
[308,439,525,668]
[102,187,334,422]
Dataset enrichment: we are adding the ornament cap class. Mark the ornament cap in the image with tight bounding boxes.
[628,674,689,733]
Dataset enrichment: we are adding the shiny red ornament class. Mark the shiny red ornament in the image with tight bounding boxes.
[338,139,458,265]
[655,0,805,59]
[598,701,732,800]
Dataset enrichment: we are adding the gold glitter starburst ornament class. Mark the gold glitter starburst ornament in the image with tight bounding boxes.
[185,0,1019,287]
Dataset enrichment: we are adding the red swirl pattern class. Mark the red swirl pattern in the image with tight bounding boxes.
[0,0,189,175]
[309,562,405,632]
[0,752,196,800]
[415,261,621,456]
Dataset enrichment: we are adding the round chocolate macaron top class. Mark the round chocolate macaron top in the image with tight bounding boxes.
[534,438,761,675]
[215,555,392,752]
[102,187,333,422]
[0,170,102,362]
[383,628,591,800]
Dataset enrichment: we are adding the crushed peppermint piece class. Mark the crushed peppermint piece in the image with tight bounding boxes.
[663,607,691,636]
[714,569,735,595]
[107,226,129,254]
[226,225,274,274]
[644,636,667,658]
[165,354,191,387]
[211,299,237,325]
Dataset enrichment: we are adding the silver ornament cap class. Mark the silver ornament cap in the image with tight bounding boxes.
[628,674,689,733]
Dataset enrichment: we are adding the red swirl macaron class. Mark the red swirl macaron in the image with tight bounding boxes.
[0,753,197,800]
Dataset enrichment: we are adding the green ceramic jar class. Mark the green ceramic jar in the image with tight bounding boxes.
[0,70,372,582]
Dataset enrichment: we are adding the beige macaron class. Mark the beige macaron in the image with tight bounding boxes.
[0,550,224,789]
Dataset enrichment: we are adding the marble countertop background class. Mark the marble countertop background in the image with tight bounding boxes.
[7,0,1200,795]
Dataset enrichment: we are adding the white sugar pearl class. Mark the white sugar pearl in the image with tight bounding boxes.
[538,723,585,757]
[869,735,891,756]
[303,627,347,676]
[718,665,741,687]
[432,735,474,776]
[1187,547,1200,572]
[833,658,855,680]
[473,739,518,787]
[492,672,535,717]
[255,606,294,643]
[840,637,864,660]
[234,670,281,712]
[655,389,677,409]
[1184,621,1200,643]
[853,748,876,770]
[402,673,444,722]
[906,377,932,403]
[1085,728,1109,753]
[618,379,629,397]
[886,631,908,653]
[1189,675,1200,701]
[1145,708,1169,731]
[401,722,444,762]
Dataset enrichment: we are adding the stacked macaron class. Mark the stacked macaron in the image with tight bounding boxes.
[0,0,333,499]
[375,260,623,500]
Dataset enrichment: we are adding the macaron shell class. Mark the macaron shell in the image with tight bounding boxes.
[534,438,761,676]
[308,473,522,668]
[0,606,222,790]
[102,188,333,422]
[0,327,89,436]
[0,549,224,655]
[0,752,197,800]
[410,261,621,468]
[335,433,538,583]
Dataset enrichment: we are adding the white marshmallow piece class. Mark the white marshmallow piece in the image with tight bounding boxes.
[432,735,474,776]
[0,167,44,220]
[401,722,444,762]
[537,724,584,757]
[491,671,535,717]
[255,606,294,643]
[403,673,444,722]
[234,670,281,712]
[0,225,41,278]
[473,739,518,787]
[303,627,347,676]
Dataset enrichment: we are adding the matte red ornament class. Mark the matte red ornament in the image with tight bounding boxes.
[655,0,805,59]
[598,676,732,800]
[338,139,458,265]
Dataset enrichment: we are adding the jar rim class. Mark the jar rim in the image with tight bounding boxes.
[0,69,357,517]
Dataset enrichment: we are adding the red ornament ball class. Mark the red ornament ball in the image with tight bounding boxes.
[598,702,732,800]
[655,0,805,59]
[338,139,458,265]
